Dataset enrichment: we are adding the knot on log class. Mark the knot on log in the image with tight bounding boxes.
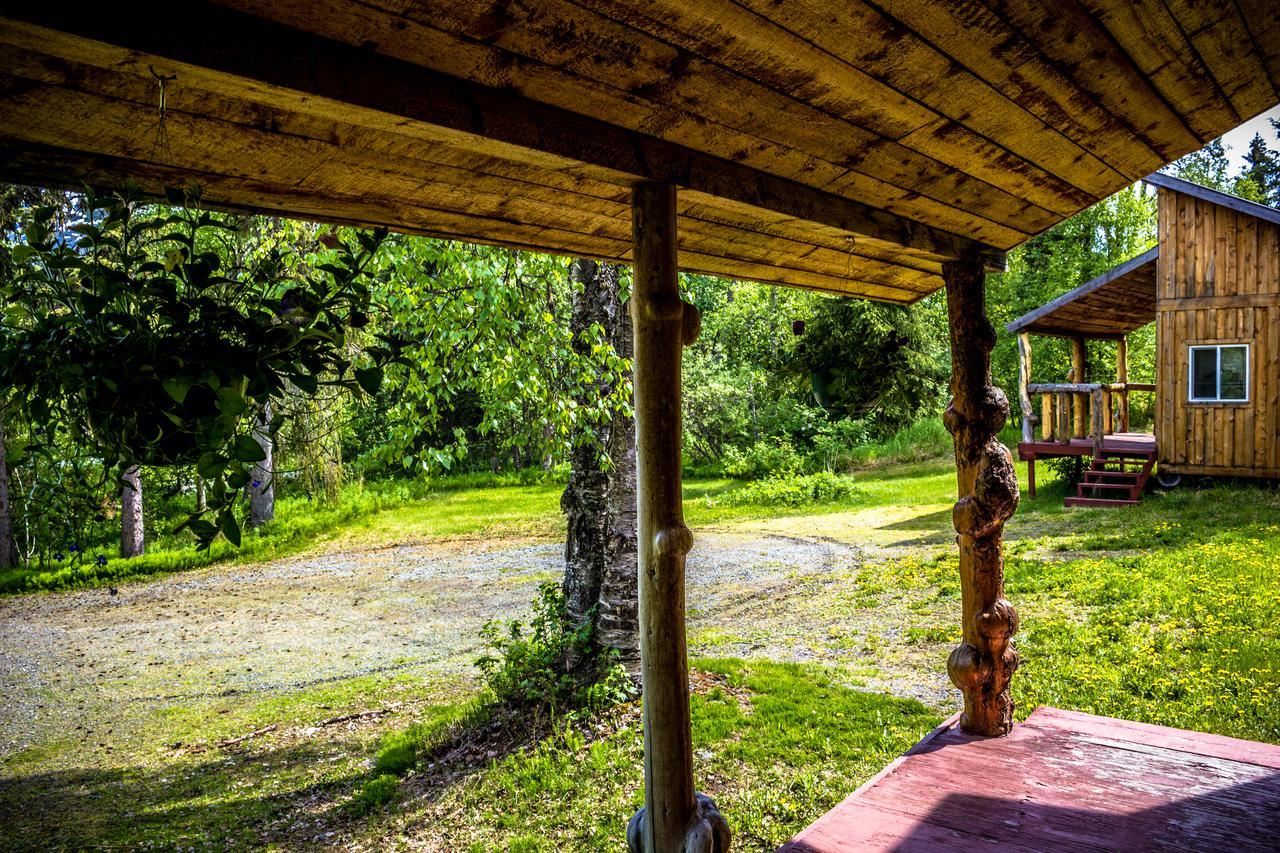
[653,524,693,558]
[628,793,732,853]
[643,290,684,323]
[681,299,702,346]
[952,441,1018,537]
[944,387,1009,435]
[975,598,1019,645]
[947,642,990,690]
[974,441,1019,521]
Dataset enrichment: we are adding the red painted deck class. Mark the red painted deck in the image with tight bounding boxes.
[1017,432,1157,459]
[779,706,1280,852]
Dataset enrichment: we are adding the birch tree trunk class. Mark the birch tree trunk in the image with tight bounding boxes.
[248,403,275,529]
[120,465,144,558]
[597,299,639,668]
[0,413,18,569]
[561,259,619,637]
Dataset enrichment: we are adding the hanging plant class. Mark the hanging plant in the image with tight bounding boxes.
[1,184,399,548]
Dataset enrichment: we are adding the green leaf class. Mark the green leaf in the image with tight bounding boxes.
[354,366,384,395]
[218,511,242,548]
[197,452,226,481]
[162,377,191,404]
[231,435,267,463]
[290,373,319,395]
[226,467,251,489]
[217,386,248,417]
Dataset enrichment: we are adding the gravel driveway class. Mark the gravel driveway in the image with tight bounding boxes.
[0,530,877,759]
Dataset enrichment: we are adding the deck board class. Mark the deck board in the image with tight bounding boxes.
[780,706,1280,852]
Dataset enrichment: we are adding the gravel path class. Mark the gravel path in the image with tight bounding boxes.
[0,530,874,759]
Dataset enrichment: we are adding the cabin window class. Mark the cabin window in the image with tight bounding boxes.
[1188,344,1249,402]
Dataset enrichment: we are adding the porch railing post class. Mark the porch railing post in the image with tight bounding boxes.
[1071,337,1088,439]
[1017,333,1034,443]
[1116,338,1130,433]
[627,182,730,853]
[942,256,1020,737]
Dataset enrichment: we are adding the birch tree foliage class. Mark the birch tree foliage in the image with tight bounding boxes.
[365,237,630,475]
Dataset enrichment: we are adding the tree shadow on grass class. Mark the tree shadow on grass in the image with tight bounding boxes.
[0,741,365,851]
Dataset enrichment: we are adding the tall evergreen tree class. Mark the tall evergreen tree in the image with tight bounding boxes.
[1236,132,1280,205]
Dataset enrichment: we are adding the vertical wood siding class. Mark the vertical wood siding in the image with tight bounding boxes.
[1156,188,1280,476]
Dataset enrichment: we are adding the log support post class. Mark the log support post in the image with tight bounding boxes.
[1116,338,1130,433]
[627,182,730,853]
[1016,333,1034,444]
[1091,387,1105,456]
[1040,393,1053,441]
[1071,337,1088,439]
[942,257,1020,737]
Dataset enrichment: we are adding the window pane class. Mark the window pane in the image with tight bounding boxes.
[1220,346,1247,400]
[1191,348,1218,399]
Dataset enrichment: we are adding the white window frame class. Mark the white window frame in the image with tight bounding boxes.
[1187,344,1250,403]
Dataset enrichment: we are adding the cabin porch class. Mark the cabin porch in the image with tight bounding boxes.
[1007,247,1162,506]
[781,705,1280,852]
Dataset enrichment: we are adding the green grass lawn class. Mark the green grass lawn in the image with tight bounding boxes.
[3,457,1278,851]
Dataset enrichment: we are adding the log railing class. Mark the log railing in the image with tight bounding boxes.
[1027,382,1155,450]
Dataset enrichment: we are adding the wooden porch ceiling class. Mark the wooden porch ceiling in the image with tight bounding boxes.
[1007,246,1160,338]
[1,2,1278,303]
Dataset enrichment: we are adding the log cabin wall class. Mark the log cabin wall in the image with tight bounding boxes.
[1156,186,1280,478]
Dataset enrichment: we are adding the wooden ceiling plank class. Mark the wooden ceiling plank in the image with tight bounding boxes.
[553,0,1099,213]
[975,1,1219,156]
[1158,0,1280,119]
[0,8,1006,266]
[1235,0,1280,86]
[219,0,1046,241]
[0,76,939,295]
[734,0,1134,198]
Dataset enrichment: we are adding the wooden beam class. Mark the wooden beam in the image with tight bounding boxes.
[943,256,1020,737]
[1005,246,1159,335]
[627,183,729,853]
[1117,338,1131,432]
[1072,337,1088,439]
[0,4,1005,268]
[1017,333,1034,443]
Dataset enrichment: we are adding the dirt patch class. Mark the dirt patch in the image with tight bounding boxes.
[0,524,954,761]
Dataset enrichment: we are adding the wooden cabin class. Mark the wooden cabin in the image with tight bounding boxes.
[1,3,1278,851]
[1008,174,1280,506]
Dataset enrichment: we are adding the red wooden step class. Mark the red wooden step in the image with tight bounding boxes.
[1085,470,1141,480]
[1065,496,1140,507]
[1079,482,1135,492]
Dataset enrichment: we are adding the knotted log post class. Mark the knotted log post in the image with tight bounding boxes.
[627,182,730,853]
[942,257,1020,737]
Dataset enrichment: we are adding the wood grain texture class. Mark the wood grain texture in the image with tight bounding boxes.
[780,706,1280,852]
[1155,185,1280,477]
[1,0,1277,300]
[943,258,1019,737]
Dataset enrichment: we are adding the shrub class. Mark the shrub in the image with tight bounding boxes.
[475,582,637,714]
[810,418,872,472]
[846,418,952,468]
[722,472,862,508]
[722,439,805,480]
